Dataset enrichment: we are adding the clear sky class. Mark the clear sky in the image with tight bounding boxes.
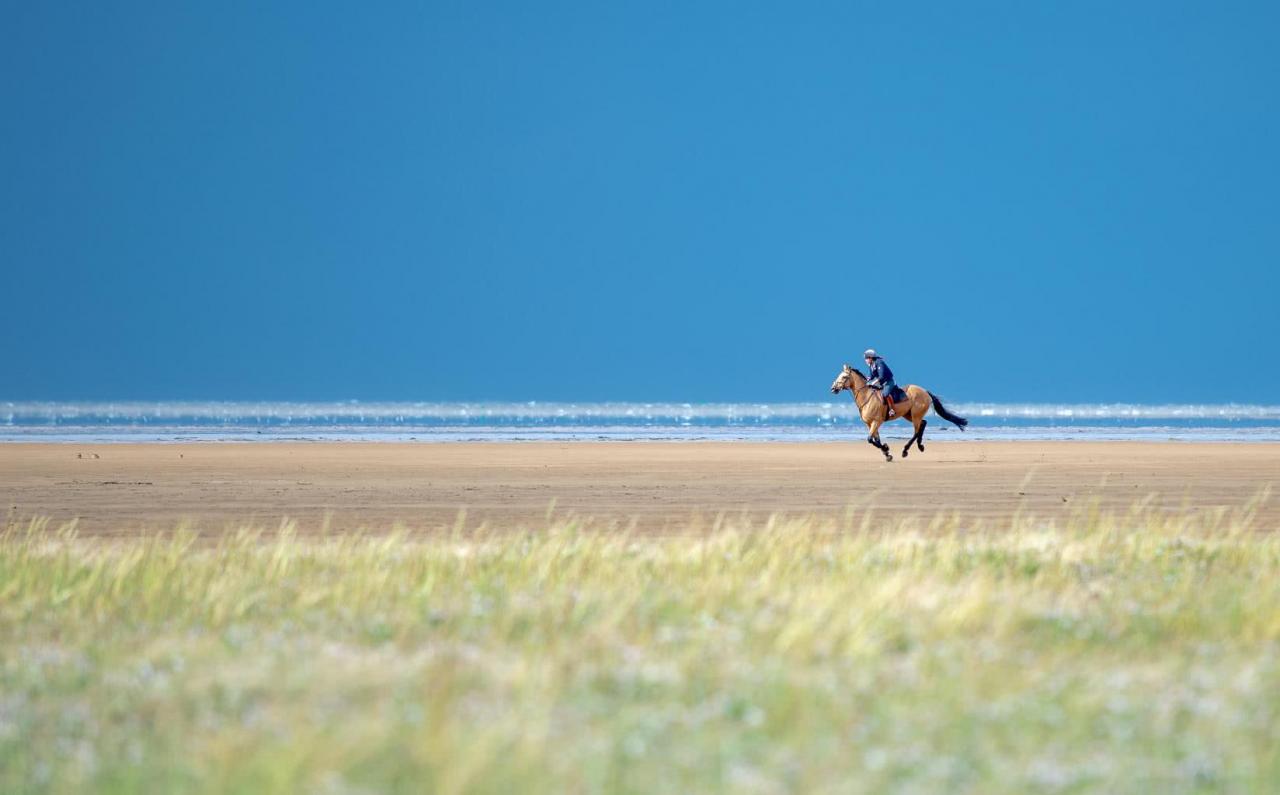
[3,2,1277,403]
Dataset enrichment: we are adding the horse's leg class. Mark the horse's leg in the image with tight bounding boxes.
[903,417,923,458]
[867,420,892,462]
[911,389,930,453]
[863,421,880,456]
[864,432,883,456]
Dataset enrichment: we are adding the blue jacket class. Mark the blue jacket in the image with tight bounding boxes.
[867,358,894,389]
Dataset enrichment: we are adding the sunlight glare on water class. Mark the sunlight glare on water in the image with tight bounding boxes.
[2,401,1279,442]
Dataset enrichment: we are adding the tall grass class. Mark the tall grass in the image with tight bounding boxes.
[2,496,1277,794]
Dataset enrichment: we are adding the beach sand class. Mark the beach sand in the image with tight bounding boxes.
[1,442,1276,535]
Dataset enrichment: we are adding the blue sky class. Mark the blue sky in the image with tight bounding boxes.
[2,2,1277,402]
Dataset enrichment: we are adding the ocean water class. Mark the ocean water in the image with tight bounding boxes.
[3,401,1279,442]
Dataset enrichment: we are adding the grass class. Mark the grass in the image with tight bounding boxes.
[2,495,1278,794]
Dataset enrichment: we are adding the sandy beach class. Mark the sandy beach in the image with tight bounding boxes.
[1,441,1276,534]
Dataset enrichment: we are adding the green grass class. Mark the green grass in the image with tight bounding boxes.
[2,496,1278,794]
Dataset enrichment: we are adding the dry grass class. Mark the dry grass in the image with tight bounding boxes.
[2,494,1277,793]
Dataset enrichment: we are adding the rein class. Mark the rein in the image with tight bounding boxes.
[842,374,875,412]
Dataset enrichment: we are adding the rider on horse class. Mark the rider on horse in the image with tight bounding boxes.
[863,348,898,419]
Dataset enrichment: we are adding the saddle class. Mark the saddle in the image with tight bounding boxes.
[880,384,911,401]
[877,386,910,419]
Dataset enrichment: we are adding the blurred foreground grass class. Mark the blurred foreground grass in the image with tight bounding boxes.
[2,496,1278,794]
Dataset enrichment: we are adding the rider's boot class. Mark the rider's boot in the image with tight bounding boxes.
[885,397,895,420]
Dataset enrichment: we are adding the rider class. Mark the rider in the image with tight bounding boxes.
[863,348,898,419]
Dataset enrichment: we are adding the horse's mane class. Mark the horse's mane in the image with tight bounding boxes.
[847,366,866,379]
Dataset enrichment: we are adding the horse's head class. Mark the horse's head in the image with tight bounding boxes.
[830,363,860,394]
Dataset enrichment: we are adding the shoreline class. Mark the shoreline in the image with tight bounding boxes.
[4,431,1280,444]
[2,435,1279,443]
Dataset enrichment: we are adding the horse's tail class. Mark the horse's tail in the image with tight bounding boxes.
[928,391,968,430]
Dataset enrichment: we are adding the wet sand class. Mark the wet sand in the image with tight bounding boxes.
[1,442,1276,535]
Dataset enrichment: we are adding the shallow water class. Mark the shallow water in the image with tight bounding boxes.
[3,401,1279,442]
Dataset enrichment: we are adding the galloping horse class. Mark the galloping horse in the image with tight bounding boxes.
[829,364,968,461]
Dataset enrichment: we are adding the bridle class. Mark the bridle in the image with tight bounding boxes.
[837,370,875,411]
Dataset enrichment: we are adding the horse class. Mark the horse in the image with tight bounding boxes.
[829,363,968,461]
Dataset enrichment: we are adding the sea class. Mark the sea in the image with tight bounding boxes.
[2,401,1279,443]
